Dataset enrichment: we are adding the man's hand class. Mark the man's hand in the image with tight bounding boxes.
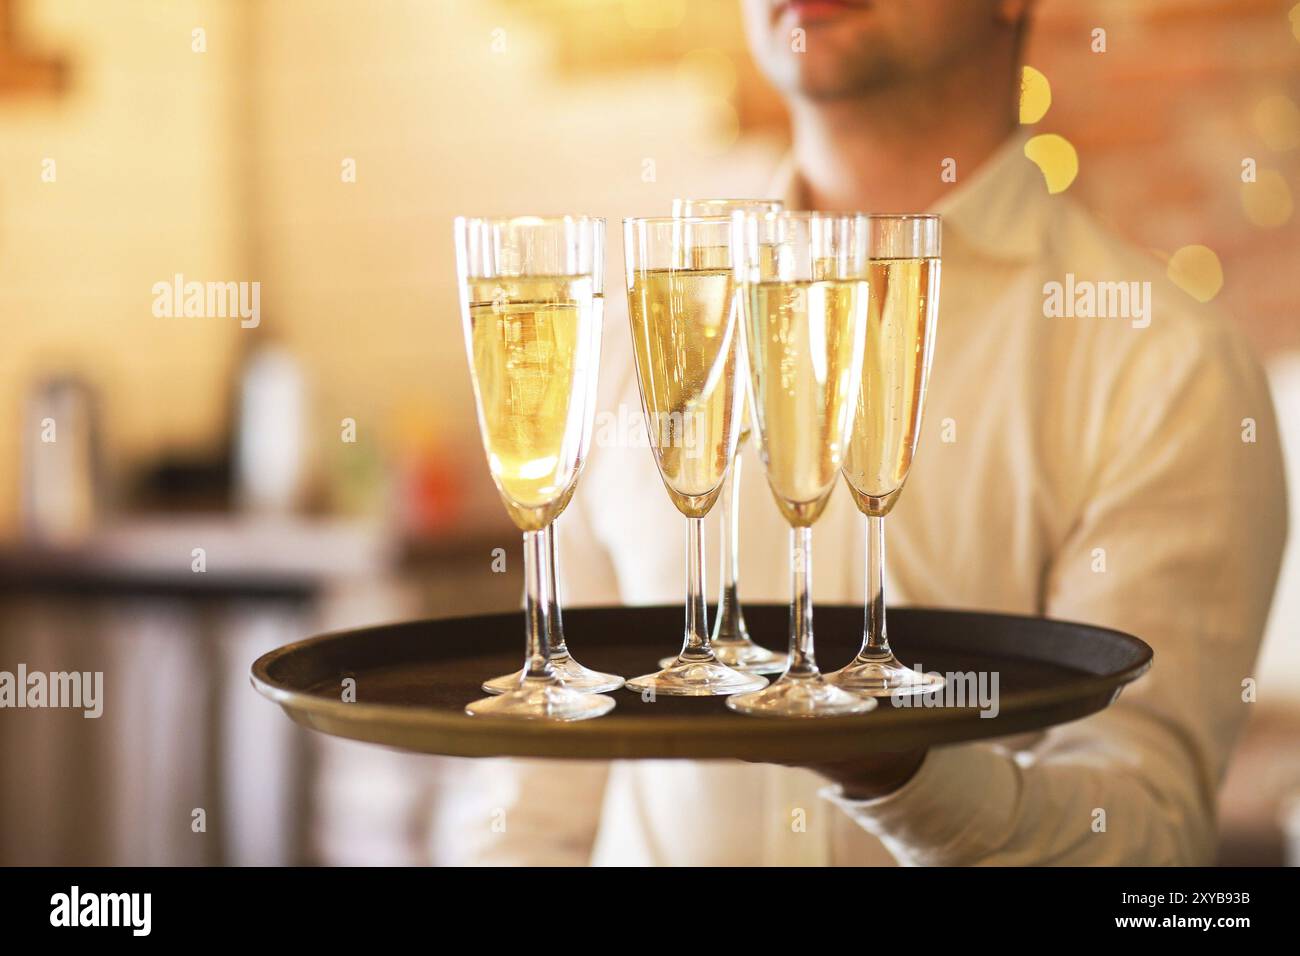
[813,748,928,800]
[775,748,929,801]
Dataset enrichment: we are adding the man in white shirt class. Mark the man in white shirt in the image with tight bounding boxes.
[451,0,1287,865]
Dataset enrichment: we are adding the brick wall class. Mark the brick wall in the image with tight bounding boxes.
[1025,0,1300,354]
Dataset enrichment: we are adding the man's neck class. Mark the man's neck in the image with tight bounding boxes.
[790,65,1018,213]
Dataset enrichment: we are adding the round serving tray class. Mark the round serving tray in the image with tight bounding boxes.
[250,604,1152,763]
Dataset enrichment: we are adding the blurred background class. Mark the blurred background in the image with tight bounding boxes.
[0,0,1297,865]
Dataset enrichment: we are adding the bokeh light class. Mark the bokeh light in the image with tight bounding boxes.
[681,99,739,155]
[1167,245,1225,303]
[1020,65,1052,124]
[622,0,686,31]
[1024,133,1078,193]
[676,48,737,99]
[1252,94,1300,152]
[1241,169,1295,228]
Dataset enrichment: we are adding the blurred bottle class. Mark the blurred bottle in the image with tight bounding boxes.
[234,345,309,514]
[22,375,102,545]
[391,397,463,538]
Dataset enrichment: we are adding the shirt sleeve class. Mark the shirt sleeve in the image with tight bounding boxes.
[822,317,1288,866]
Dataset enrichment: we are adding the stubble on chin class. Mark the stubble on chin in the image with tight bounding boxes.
[758,29,908,102]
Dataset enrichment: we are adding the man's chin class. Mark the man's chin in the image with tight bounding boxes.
[772,57,900,101]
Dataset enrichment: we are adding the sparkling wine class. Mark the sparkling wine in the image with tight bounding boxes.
[466,275,598,531]
[627,267,743,517]
[552,293,604,518]
[744,277,868,526]
[842,257,940,515]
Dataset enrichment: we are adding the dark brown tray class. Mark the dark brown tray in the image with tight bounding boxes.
[250,604,1152,762]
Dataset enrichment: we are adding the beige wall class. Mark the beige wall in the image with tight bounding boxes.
[0,0,783,533]
[0,0,248,530]
[249,0,780,503]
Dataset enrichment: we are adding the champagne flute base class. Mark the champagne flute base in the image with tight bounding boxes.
[482,653,625,695]
[658,639,786,675]
[827,655,945,698]
[727,671,876,718]
[626,655,768,698]
[465,677,616,721]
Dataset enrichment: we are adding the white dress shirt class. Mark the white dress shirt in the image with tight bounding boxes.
[449,132,1288,866]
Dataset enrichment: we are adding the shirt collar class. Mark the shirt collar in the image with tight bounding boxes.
[767,129,1047,264]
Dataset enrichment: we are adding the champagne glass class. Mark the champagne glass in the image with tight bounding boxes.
[622,216,769,697]
[828,215,945,696]
[661,198,787,675]
[479,524,625,693]
[456,215,615,720]
[481,258,624,695]
[727,210,876,717]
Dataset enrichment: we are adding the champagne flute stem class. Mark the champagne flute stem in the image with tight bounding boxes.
[680,516,711,660]
[788,525,817,676]
[522,529,553,681]
[542,523,568,658]
[713,448,744,640]
[863,514,891,657]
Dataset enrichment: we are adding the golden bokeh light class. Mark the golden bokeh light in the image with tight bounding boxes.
[691,101,740,155]
[1241,168,1294,227]
[1020,66,1051,124]
[676,48,737,99]
[1167,245,1224,303]
[1024,133,1078,193]
[1252,94,1300,151]
[1291,3,1300,42]
[622,0,686,31]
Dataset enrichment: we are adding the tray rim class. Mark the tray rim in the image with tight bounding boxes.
[250,604,1153,758]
